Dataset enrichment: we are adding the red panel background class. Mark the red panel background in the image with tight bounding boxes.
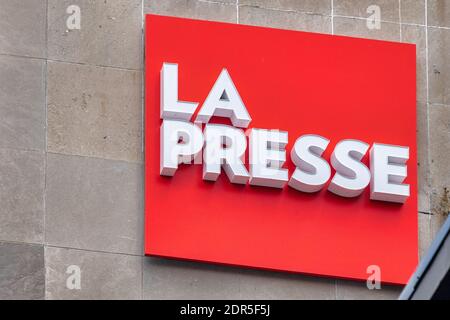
[145,14,417,284]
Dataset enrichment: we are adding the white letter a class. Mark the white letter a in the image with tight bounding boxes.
[196,69,251,128]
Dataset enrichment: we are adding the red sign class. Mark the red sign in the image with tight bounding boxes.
[145,14,417,284]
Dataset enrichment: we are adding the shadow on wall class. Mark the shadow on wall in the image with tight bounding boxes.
[142,256,402,300]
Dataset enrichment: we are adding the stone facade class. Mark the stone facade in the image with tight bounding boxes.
[0,0,449,300]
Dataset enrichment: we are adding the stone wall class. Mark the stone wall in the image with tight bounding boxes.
[0,0,449,300]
